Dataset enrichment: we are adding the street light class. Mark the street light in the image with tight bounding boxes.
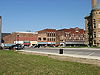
[16,34,19,44]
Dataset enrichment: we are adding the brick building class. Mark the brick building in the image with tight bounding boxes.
[85,0,100,47]
[37,29,57,46]
[3,32,38,46]
[3,28,85,47]
[57,27,86,47]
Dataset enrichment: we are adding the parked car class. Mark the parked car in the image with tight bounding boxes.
[0,46,3,50]
[9,44,24,50]
[4,44,15,50]
[33,45,40,48]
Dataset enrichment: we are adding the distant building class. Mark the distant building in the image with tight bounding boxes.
[2,33,11,38]
[37,29,57,46]
[3,28,85,47]
[57,27,86,47]
[3,32,38,46]
[2,33,11,43]
[85,0,100,47]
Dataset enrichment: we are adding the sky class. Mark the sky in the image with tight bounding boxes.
[0,0,91,33]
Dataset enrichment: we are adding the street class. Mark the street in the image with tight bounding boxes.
[23,48,100,57]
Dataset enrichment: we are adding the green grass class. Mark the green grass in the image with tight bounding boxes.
[0,50,100,75]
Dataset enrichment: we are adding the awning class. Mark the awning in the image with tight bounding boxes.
[24,41,30,43]
[48,42,56,44]
[38,42,48,44]
[31,41,38,44]
[24,43,30,45]
[24,41,30,45]
[65,41,85,44]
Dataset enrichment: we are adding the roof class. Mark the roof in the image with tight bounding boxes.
[2,33,11,38]
[12,32,37,34]
[58,27,85,34]
[57,29,70,32]
[38,29,57,33]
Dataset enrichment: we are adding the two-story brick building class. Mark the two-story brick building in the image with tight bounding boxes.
[57,27,86,47]
[37,29,57,46]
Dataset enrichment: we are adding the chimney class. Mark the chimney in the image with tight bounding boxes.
[92,0,97,8]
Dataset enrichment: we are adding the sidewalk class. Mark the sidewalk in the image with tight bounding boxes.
[38,47,100,50]
[19,50,100,60]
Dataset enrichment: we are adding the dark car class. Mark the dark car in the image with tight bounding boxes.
[9,44,24,50]
[0,46,3,50]
[33,45,40,48]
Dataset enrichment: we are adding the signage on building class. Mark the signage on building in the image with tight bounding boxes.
[14,41,24,44]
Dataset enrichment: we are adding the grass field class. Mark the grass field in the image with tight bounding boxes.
[0,50,100,75]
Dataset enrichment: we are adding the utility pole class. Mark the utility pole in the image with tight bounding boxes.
[0,16,2,46]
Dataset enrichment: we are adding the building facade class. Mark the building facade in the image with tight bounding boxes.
[37,29,57,46]
[57,27,86,47]
[85,0,100,47]
[3,28,85,47]
[3,32,38,46]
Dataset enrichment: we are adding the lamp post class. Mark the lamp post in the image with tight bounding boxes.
[16,34,19,44]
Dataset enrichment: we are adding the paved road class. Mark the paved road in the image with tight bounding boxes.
[23,48,100,57]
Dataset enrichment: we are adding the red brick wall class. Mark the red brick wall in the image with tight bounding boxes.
[57,27,86,43]
[3,32,38,44]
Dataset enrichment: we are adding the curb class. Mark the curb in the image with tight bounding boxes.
[18,50,100,60]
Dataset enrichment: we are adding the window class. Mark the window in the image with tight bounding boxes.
[52,38,53,41]
[47,33,49,37]
[93,19,95,22]
[43,38,46,41]
[94,34,96,38]
[47,38,49,41]
[52,33,54,37]
[50,38,51,41]
[97,34,100,37]
[38,38,41,41]
[94,23,96,28]
[94,32,96,34]
[94,40,96,44]
[80,37,83,40]
[98,24,100,28]
[53,33,56,37]
[54,33,56,37]
[97,31,100,33]
[54,38,55,41]
[94,25,96,28]
[49,33,50,37]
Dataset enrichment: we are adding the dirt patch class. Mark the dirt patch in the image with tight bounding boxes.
[18,51,100,66]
